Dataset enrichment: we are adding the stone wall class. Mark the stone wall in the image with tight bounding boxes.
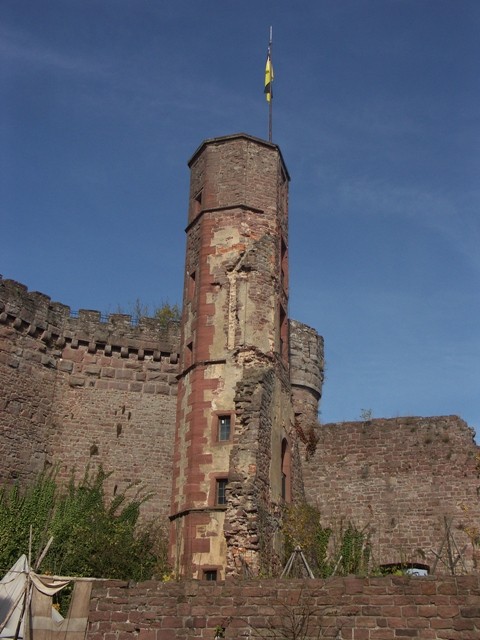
[289,320,324,459]
[0,278,180,520]
[87,575,480,640]
[303,416,480,574]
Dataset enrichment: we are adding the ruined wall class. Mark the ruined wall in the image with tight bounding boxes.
[225,363,297,577]
[303,416,480,573]
[88,575,480,640]
[0,278,180,520]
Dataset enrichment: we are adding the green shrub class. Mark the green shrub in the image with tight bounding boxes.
[0,468,169,581]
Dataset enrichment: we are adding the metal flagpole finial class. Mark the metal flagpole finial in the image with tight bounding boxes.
[264,26,274,142]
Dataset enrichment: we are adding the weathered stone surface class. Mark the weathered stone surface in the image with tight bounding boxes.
[87,576,480,640]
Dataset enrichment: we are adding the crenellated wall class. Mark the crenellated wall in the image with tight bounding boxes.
[0,277,180,519]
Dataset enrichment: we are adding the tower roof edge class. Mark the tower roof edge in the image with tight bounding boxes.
[188,133,290,180]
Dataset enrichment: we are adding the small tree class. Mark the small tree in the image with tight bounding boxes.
[283,503,372,578]
[115,299,181,326]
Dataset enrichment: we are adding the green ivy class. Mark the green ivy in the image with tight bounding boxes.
[0,468,169,581]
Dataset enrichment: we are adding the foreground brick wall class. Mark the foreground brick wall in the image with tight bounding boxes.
[303,416,480,573]
[87,576,480,640]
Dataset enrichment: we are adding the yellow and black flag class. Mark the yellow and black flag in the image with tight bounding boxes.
[264,47,274,102]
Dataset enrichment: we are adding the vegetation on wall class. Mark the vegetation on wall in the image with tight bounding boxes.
[115,299,181,326]
[282,503,371,578]
[0,468,169,580]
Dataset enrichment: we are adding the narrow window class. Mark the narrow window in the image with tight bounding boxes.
[279,304,287,361]
[216,479,228,505]
[281,472,287,501]
[280,236,288,289]
[281,438,291,502]
[218,415,231,441]
[188,270,196,301]
[203,569,217,581]
[194,190,203,215]
[185,340,193,368]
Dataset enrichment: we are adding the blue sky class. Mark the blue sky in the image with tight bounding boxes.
[1,1,479,434]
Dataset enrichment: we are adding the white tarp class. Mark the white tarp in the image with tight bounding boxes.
[0,556,67,639]
[0,555,29,639]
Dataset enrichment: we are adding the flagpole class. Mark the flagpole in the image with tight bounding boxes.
[268,26,273,142]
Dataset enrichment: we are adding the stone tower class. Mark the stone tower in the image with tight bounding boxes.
[169,133,300,579]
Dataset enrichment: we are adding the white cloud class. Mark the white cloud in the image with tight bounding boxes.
[0,23,106,76]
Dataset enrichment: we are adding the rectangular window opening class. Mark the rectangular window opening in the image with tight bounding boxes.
[218,415,231,441]
[216,478,228,505]
[203,569,217,581]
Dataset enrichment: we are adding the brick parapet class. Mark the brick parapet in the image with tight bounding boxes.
[87,576,480,640]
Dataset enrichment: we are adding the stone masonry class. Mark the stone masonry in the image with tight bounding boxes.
[170,135,302,579]
[87,575,480,640]
[1,132,479,578]
[0,278,180,520]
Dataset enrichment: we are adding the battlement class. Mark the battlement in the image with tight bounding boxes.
[0,278,180,359]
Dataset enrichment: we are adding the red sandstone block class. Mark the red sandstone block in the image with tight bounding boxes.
[137,630,156,640]
[369,629,394,639]
[354,617,376,628]
[400,607,417,618]
[418,581,437,596]
[435,632,477,640]
[437,583,458,595]
[111,622,136,632]
[88,611,112,622]
[436,604,460,618]
[429,619,452,629]
[416,605,436,618]
[113,631,135,640]
[404,618,429,629]
[110,612,129,622]
[393,631,418,637]
[428,595,449,606]
[161,617,184,629]
[460,606,480,618]
[453,618,475,631]
[385,617,404,629]
[246,616,268,628]
[353,630,369,639]
[191,618,206,628]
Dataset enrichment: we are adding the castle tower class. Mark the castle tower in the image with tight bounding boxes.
[169,134,297,579]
